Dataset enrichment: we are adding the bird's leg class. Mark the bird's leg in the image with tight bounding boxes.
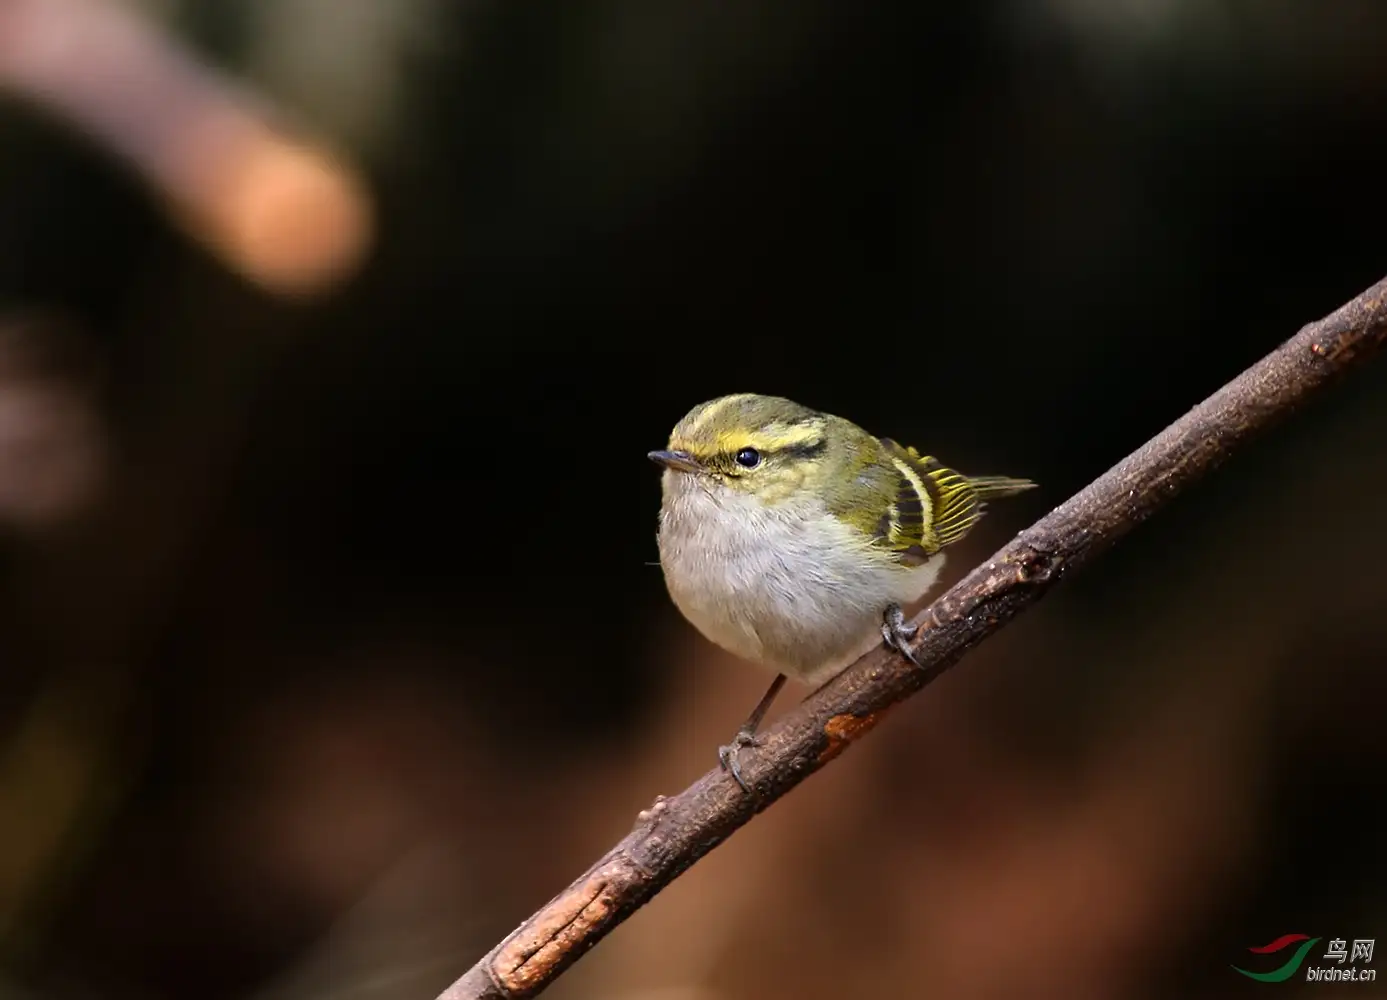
[881,603,921,667]
[718,673,786,793]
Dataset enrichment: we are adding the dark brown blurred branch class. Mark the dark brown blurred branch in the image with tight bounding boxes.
[437,276,1387,1000]
[0,0,371,296]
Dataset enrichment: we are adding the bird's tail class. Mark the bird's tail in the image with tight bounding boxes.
[967,475,1037,500]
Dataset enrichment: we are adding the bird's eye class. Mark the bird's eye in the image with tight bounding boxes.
[735,447,761,468]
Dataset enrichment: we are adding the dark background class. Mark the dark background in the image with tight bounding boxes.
[2,2,1385,998]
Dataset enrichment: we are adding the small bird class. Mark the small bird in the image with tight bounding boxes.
[649,393,1034,791]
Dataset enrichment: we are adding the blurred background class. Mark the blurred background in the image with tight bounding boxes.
[2,1,1385,998]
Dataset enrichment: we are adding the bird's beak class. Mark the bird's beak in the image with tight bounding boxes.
[648,449,701,473]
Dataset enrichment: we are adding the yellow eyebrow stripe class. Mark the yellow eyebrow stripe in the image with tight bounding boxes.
[714,421,825,454]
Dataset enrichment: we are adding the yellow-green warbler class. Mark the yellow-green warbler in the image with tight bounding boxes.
[649,393,1034,790]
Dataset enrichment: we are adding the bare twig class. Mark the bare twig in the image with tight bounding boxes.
[437,276,1387,1000]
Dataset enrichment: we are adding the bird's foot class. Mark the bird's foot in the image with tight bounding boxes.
[881,603,921,667]
[718,729,762,793]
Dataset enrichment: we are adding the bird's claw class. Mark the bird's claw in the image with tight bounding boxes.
[718,729,762,793]
[881,603,921,667]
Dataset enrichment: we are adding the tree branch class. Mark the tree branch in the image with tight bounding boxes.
[437,276,1387,1000]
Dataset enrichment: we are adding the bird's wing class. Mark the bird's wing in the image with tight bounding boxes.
[873,439,999,564]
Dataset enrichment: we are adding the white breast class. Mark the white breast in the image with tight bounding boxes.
[656,472,944,686]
